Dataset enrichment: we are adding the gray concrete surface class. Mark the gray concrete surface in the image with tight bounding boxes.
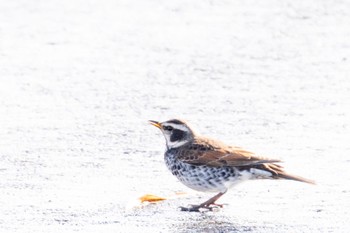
[0,0,349,232]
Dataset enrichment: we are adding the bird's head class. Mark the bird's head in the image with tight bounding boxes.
[149,119,195,149]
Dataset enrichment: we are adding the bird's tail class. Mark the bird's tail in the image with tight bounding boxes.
[277,171,315,184]
[262,163,316,185]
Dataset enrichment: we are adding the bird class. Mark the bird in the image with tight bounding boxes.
[149,119,315,212]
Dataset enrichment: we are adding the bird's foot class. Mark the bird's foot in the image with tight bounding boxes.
[210,203,224,208]
[179,203,223,212]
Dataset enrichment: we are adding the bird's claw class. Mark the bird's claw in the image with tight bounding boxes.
[179,203,223,212]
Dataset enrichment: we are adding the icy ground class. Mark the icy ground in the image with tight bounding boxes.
[0,0,349,232]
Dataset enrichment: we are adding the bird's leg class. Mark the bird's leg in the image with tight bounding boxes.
[180,190,227,212]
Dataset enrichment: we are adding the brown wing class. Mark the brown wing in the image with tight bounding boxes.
[178,136,281,167]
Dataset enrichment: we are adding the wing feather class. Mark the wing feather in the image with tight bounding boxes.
[178,136,281,167]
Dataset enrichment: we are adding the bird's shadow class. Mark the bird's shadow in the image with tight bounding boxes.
[167,211,268,233]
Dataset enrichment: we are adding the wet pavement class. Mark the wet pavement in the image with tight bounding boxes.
[0,0,349,232]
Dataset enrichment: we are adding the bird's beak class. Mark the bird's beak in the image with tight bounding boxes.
[149,120,162,129]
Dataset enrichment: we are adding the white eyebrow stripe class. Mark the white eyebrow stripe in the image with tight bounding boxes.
[163,123,190,132]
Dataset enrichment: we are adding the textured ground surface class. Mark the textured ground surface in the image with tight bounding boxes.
[0,0,350,232]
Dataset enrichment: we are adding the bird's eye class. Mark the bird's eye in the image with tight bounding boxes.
[163,126,173,131]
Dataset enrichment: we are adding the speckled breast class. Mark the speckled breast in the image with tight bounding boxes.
[164,150,239,193]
